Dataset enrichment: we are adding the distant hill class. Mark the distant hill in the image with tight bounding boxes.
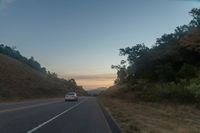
[87,87,107,96]
[0,53,86,101]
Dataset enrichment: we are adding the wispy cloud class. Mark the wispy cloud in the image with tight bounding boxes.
[60,73,116,89]
[63,73,116,81]
[0,0,16,15]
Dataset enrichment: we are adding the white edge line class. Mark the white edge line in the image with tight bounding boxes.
[98,103,113,133]
[102,112,113,133]
[26,99,87,133]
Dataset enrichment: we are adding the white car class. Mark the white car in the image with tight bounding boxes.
[65,92,78,101]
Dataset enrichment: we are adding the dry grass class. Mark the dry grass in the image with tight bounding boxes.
[0,54,86,101]
[100,96,200,133]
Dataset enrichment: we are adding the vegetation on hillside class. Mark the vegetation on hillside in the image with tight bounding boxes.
[0,46,86,101]
[0,44,48,74]
[111,8,200,103]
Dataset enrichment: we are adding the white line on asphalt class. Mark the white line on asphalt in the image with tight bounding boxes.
[26,99,87,133]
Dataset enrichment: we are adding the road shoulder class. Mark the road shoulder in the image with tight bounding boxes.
[98,98,122,133]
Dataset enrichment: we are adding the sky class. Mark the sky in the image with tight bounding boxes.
[0,0,200,89]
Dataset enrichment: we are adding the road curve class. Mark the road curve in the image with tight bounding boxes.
[0,97,113,133]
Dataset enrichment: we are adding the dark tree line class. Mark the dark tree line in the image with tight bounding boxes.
[113,8,200,84]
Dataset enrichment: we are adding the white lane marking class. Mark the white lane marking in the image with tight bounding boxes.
[26,99,87,133]
[0,100,61,113]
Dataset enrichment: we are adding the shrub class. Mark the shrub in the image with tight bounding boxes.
[177,64,197,80]
[187,83,200,102]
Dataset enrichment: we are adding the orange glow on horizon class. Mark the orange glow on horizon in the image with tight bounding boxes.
[76,79,114,90]
[60,73,116,90]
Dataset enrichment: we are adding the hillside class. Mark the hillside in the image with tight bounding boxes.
[109,8,200,103]
[87,87,107,96]
[0,53,86,101]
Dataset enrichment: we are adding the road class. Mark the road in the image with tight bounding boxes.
[0,97,115,133]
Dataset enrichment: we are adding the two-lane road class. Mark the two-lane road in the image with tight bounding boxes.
[0,97,115,133]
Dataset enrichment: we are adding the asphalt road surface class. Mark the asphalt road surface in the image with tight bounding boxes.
[0,97,115,133]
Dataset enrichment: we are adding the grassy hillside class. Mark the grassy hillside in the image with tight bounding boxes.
[87,87,107,96]
[0,53,86,101]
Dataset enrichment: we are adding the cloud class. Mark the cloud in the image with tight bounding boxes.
[60,73,116,89]
[63,73,116,81]
[0,0,16,15]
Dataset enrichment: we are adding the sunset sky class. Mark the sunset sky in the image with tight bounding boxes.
[0,0,200,89]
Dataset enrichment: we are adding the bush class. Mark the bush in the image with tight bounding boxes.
[133,80,199,103]
[187,83,200,102]
[177,64,197,80]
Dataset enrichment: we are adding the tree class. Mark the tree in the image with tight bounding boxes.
[177,64,196,80]
[113,8,200,83]
[189,8,200,27]
[0,44,47,74]
[119,44,149,65]
[111,64,127,84]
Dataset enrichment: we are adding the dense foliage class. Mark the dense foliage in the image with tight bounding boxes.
[112,8,200,103]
